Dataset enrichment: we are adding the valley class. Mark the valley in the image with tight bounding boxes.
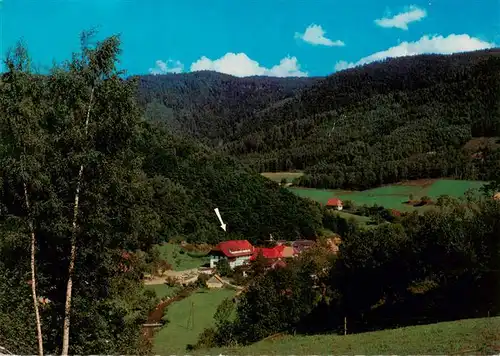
[1,29,499,356]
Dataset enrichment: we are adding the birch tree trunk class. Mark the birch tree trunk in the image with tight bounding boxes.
[23,182,44,356]
[6,108,44,355]
[61,87,94,356]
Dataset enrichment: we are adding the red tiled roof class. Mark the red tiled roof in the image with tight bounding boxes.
[251,245,284,260]
[213,240,254,258]
[326,198,343,206]
[250,245,297,261]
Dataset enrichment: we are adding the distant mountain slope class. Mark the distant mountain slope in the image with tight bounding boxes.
[237,49,500,136]
[133,71,319,142]
[223,49,500,189]
[134,50,500,190]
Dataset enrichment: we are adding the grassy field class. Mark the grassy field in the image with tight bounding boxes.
[334,211,373,225]
[157,243,209,271]
[261,171,304,183]
[289,179,487,212]
[144,284,179,299]
[203,317,500,355]
[153,288,236,354]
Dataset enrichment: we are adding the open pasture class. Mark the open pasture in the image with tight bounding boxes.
[261,171,304,182]
[153,288,236,354]
[289,179,486,211]
[202,317,500,355]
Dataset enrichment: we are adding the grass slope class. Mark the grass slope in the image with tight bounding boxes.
[157,243,209,271]
[153,288,236,355]
[205,317,500,355]
[144,284,179,299]
[289,179,486,211]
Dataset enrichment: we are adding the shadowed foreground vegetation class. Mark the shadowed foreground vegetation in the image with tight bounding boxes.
[203,317,500,355]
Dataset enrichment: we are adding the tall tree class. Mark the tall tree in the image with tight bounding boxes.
[60,31,123,356]
[1,41,45,356]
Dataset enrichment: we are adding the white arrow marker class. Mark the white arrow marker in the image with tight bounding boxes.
[214,208,227,232]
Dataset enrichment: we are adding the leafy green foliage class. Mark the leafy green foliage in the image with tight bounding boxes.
[0,32,325,354]
[215,259,231,277]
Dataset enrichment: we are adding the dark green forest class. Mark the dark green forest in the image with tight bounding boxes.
[137,49,500,190]
[0,34,321,355]
[134,71,318,143]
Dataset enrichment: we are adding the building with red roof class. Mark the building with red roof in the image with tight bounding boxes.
[209,240,255,269]
[326,198,343,210]
[249,244,296,271]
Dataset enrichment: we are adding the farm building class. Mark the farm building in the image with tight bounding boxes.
[249,245,295,271]
[326,198,343,210]
[206,274,225,289]
[251,244,295,260]
[209,240,254,269]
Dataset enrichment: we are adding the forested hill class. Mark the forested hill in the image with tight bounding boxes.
[0,36,323,354]
[133,71,318,142]
[136,49,500,190]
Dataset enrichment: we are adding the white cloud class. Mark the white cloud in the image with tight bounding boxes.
[375,5,427,30]
[295,24,345,46]
[334,34,496,71]
[149,59,184,75]
[190,52,308,77]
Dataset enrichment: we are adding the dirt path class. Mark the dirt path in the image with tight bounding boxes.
[143,268,201,285]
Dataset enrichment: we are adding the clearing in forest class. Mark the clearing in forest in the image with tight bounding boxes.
[289,179,486,211]
[157,243,210,271]
[261,171,304,183]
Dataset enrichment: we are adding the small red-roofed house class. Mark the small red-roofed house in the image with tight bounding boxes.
[326,198,343,210]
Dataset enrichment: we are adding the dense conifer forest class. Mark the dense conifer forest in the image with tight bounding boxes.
[136,49,500,190]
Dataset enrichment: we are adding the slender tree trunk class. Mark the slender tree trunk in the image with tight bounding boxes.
[6,113,44,356]
[61,87,94,356]
[24,182,44,356]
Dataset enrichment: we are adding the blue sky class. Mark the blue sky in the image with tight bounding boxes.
[1,0,499,77]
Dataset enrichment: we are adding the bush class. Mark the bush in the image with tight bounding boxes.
[216,259,232,277]
[165,276,179,287]
[194,327,218,349]
[343,199,354,210]
[196,274,210,288]
[232,266,248,285]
